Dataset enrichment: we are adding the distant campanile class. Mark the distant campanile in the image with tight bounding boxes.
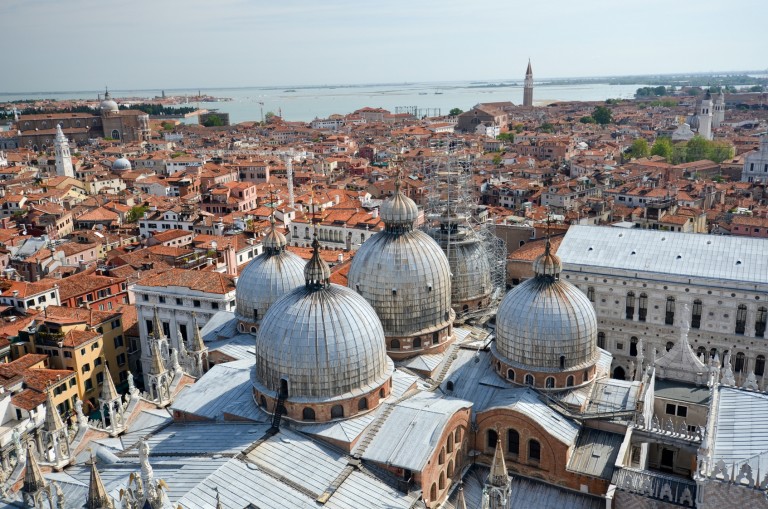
[523,59,534,107]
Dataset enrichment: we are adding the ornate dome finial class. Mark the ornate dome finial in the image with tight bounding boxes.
[304,199,330,288]
[263,189,286,253]
[533,213,561,278]
[380,157,418,233]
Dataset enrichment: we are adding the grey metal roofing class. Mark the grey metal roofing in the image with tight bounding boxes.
[121,422,270,457]
[585,378,641,414]
[199,310,239,342]
[654,379,711,406]
[483,388,581,446]
[170,359,258,421]
[347,228,453,338]
[712,387,768,474]
[323,470,416,509]
[559,225,768,285]
[362,392,472,471]
[567,428,624,480]
[207,333,256,361]
[495,272,598,371]
[175,457,316,509]
[445,466,605,509]
[120,408,172,450]
[245,428,348,497]
[255,283,393,399]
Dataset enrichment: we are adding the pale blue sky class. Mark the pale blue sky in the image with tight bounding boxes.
[1,0,764,92]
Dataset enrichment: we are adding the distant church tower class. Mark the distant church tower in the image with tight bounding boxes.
[54,124,74,178]
[523,59,534,107]
[696,91,713,140]
[713,90,725,128]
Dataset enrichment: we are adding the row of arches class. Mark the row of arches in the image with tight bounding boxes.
[257,388,382,422]
[504,366,588,389]
[486,429,541,462]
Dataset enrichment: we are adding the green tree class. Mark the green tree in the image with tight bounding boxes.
[264,111,276,123]
[749,85,765,93]
[492,154,502,166]
[708,141,735,163]
[539,122,554,133]
[592,105,613,125]
[497,132,514,142]
[650,137,673,160]
[126,205,148,223]
[579,116,595,124]
[627,139,650,159]
[449,108,463,116]
[686,136,709,162]
[202,114,224,127]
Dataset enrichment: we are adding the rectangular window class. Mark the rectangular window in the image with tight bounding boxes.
[64,351,72,358]
[676,405,688,418]
[85,379,93,391]
[114,335,124,348]
[142,295,149,302]
[82,363,91,373]
[193,300,201,308]
[176,298,183,305]
[159,296,166,304]
[211,302,219,310]
[117,353,126,366]
[665,403,676,415]
[96,372,104,384]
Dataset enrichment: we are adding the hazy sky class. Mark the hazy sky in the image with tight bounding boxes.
[2,0,764,92]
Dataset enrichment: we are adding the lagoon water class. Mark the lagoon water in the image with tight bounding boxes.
[2,80,649,124]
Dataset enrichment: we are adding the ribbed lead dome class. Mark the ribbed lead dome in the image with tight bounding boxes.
[379,180,419,232]
[348,207,452,338]
[495,242,597,371]
[254,280,392,399]
[234,223,305,328]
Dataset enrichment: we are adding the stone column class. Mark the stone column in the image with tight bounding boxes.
[746,308,756,337]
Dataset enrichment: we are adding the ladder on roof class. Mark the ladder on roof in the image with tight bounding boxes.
[270,389,287,431]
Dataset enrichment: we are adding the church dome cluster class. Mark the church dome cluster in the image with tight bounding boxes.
[235,217,305,333]
[251,234,393,423]
[347,179,455,358]
[493,239,599,389]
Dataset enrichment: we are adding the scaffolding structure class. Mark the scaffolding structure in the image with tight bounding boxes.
[420,152,507,321]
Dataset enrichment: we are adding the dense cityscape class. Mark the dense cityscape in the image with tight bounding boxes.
[0,31,768,507]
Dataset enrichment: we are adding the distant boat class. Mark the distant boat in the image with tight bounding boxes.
[284,89,296,93]
[418,92,428,95]
[434,90,443,95]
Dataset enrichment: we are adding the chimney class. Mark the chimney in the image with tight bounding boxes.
[225,245,237,276]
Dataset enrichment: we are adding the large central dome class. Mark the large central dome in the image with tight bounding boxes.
[493,239,598,389]
[347,179,454,359]
[253,234,393,422]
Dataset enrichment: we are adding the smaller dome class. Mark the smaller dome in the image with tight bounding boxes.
[686,114,700,130]
[263,217,287,251]
[380,180,418,230]
[112,157,132,171]
[304,235,331,287]
[532,239,561,277]
[100,91,119,113]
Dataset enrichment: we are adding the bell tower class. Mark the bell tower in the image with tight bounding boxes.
[523,59,534,107]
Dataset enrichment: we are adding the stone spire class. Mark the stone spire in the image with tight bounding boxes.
[305,199,330,289]
[152,307,165,340]
[23,442,46,494]
[654,304,707,385]
[190,313,206,353]
[523,59,534,107]
[44,386,64,433]
[149,342,166,376]
[455,484,467,509]
[54,124,74,178]
[99,361,126,436]
[483,438,512,509]
[87,454,114,509]
[263,191,287,254]
[100,362,119,403]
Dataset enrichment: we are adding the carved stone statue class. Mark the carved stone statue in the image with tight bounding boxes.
[75,397,88,427]
[127,371,138,396]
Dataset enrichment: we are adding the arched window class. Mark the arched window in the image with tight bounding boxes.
[613,366,626,380]
[692,299,702,329]
[111,129,120,140]
[379,388,386,398]
[666,341,674,352]
[413,337,422,349]
[507,369,515,381]
[587,287,595,302]
[462,304,469,312]
[559,355,565,369]
[447,433,454,453]
[391,339,400,350]
[507,429,520,455]
[736,304,747,335]
[756,307,768,338]
[524,374,534,386]
[528,439,541,462]
[259,395,267,408]
[486,429,498,449]
[665,297,675,325]
[430,484,437,503]
[433,332,439,344]
[447,459,454,477]
[583,370,589,382]
[302,407,316,421]
[438,471,445,490]
[630,337,638,357]
[566,375,574,387]
[697,346,706,358]
[438,447,445,465]
[710,348,718,360]
[756,355,766,377]
[455,428,462,444]
[446,380,454,391]
[358,398,368,411]
[331,405,344,419]
[597,332,605,349]
[626,292,635,319]
[639,293,648,321]
[735,352,746,373]
[545,377,555,388]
